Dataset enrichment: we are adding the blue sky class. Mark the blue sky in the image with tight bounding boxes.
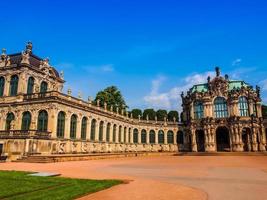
[1,0,267,111]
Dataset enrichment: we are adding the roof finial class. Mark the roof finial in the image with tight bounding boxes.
[1,48,6,56]
[26,41,33,53]
[215,66,220,77]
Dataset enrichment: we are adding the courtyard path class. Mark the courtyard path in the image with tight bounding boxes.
[1,156,267,200]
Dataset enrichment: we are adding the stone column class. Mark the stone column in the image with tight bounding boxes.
[76,118,82,140]
[95,121,99,142]
[102,123,107,142]
[130,128,133,144]
[155,130,158,144]
[65,114,71,139]
[190,103,194,120]
[164,130,167,145]
[256,102,262,117]
[125,127,129,144]
[173,130,177,144]
[115,125,119,143]
[86,118,91,140]
[121,126,124,143]
[191,129,197,152]
[138,128,141,144]
[4,75,10,96]
[146,129,149,144]
[48,109,57,138]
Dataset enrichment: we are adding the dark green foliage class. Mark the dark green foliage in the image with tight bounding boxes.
[168,110,179,122]
[156,109,167,121]
[131,109,142,119]
[143,109,156,120]
[94,86,127,111]
[0,171,121,200]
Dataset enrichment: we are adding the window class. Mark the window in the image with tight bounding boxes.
[253,102,257,117]
[21,111,31,130]
[70,115,77,139]
[6,112,15,130]
[90,119,96,141]
[118,126,122,142]
[27,77,34,94]
[106,123,111,142]
[112,124,117,142]
[57,111,65,138]
[40,81,48,93]
[238,96,249,117]
[81,117,87,140]
[37,110,48,131]
[124,127,127,143]
[177,131,184,144]
[0,76,5,96]
[141,129,147,143]
[194,101,204,119]
[149,130,155,144]
[128,128,131,143]
[133,129,138,143]
[9,75,19,96]
[167,131,174,144]
[214,97,228,118]
[158,130,164,144]
[99,121,104,141]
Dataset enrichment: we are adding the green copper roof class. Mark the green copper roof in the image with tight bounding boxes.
[190,80,250,93]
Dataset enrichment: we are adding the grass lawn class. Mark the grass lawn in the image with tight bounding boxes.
[0,171,122,200]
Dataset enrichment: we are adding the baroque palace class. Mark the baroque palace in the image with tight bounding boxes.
[0,43,266,161]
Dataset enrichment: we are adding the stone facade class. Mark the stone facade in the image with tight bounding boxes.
[181,67,266,152]
[0,43,266,161]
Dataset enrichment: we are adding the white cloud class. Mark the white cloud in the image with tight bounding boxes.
[232,58,242,66]
[101,64,114,72]
[144,71,215,111]
[83,64,114,73]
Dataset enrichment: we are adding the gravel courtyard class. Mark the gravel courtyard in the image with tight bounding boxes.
[1,156,267,200]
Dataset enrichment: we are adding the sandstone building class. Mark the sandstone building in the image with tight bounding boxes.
[0,43,266,160]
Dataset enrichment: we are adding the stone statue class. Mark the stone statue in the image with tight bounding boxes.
[97,99,100,107]
[60,70,64,79]
[225,74,229,80]
[78,91,82,99]
[146,114,149,121]
[67,88,72,95]
[256,85,260,97]
[207,76,211,83]
[26,41,33,54]
[21,51,30,64]
[104,102,107,110]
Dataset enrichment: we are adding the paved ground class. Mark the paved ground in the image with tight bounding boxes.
[1,156,267,200]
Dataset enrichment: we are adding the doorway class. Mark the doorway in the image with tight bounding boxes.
[216,127,230,151]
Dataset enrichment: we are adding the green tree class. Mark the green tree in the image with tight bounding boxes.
[94,86,127,111]
[262,105,267,118]
[143,109,156,120]
[156,109,168,121]
[168,110,179,122]
[131,109,142,119]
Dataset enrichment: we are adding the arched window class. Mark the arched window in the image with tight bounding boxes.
[0,76,5,96]
[40,81,48,93]
[81,117,87,140]
[106,123,111,142]
[70,114,77,139]
[112,124,117,142]
[21,111,31,130]
[90,119,96,141]
[167,131,174,144]
[37,110,48,131]
[9,75,19,96]
[5,112,15,130]
[177,131,184,144]
[133,129,138,143]
[27,77,34,94]
[194,101,204,119]
[149,130,155,144]
[253,102,257,117]
[238,96,249,117]
[118,126,122,142]
[141,129,147,143]
[128,128,131,143]
[214,97,228,118]
[57,111,65,138]
[158,130,164,144]
[124,127,127,143]
[99,121,104,141]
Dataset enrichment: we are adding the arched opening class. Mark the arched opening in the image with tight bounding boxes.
[0,76,5,97]
[99,121,104,141]
[149,130,155,144]
[194,101,204,119]
[9,75,19,96]
[124,127,127,143]
[176,131,184,144]
[242,128,251,151]
[214,97,228,118]
[57,111,65,138]
[158,130,164,144]
[216,126,230,151]
[21,111,31,130]
[106,123,111,142]
[37,110,48,131]
[27,77,34,94]
[128,128,131,143]
[70,114,77,139]
[90,119,96,141]
[6,112,15,130]
[239,96,249,117]
[133,128,138,143]
[40,81,48,93]
[141,129,146,143]
[196,130,205,152]
[112,124,117,142]
[118,125,122,143]
[81,117,87,140]
[167,131,174,144]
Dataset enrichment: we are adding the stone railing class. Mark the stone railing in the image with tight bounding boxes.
[0,130,51,139]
